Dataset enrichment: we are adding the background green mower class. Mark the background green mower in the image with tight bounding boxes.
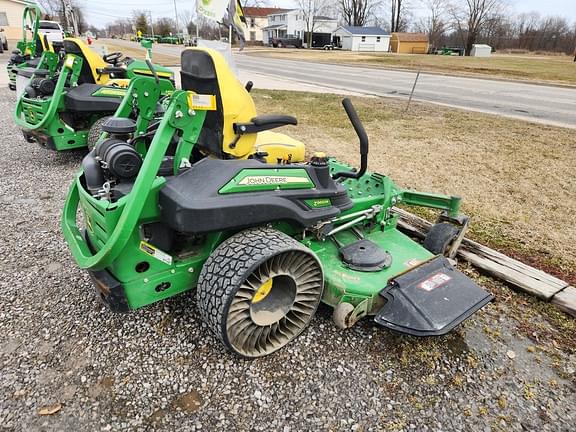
[13,38,174,151]
[7,5,43,91]
[62,49,493,358]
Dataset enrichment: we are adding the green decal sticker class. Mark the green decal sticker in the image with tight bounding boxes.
[304,198,332,208]
[93,88,127,97]
[219,168,315,194]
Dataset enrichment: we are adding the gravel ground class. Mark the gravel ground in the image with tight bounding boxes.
[0,87,574,432]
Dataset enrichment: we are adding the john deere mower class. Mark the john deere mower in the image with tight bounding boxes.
[67,46,306,164]
[13,38,174,151]
[6,5,45,91]
[62,48,492,358]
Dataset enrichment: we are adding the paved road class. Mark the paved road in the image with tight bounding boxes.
[235,54,576,128]
[101,40,576,128]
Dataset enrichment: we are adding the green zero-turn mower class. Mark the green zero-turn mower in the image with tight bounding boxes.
[62,48,493,358]
[7,5,44,91]
[13,38,175,151]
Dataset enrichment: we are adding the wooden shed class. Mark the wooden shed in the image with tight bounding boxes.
[390,33,429,54]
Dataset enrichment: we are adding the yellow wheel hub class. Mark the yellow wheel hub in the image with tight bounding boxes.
[252,278,273,304]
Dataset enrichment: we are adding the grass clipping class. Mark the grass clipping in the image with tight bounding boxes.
[252,90,576,282]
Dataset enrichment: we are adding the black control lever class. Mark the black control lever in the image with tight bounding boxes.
[245,81,254,92]
[332,98,369,180]
[145,59,160,85]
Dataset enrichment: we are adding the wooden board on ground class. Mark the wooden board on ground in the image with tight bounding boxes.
[392,207,575,316]
[551,287,576,317]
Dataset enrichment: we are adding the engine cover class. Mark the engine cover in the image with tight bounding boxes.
[158,159,353,234]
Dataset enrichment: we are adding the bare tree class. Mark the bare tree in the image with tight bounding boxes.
[449,0,506,55]
[37,0,86,34]
[37,0,60,19]
[514,12,541,51]
[391,0,409,32]
[133,10,148,35]
[339,0,380,27]
[296,0,331,48]
[178,9,195,35]
[155,17,176,36]
[106,19,133,38]
[416,0,448,47]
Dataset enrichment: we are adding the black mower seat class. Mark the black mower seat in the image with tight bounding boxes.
[28,57,41,67]
[17,67,49,78]
[64,84,122,112]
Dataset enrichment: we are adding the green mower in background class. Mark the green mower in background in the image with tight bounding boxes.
[13,38,174,151]
[7,5,44,91]
[62,48,493,358]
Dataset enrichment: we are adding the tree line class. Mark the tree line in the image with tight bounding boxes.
[318,0,575,55]
[39,0,576,55]
[339,0,576,55]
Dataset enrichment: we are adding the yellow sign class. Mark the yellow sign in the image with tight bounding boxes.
[64,55,75,69]
[187,93,217,111]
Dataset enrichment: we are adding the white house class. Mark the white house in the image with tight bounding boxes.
[333,26,390,52]
[263,9,338,46]
[242,7,288,44]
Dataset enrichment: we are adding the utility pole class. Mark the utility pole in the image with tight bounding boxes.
[60,0,68,30]
[173,0,180,38]
[62,0,78,36]
[149,10,155,39]
[195,0,199,40]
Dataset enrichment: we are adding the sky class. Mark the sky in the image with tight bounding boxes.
[78,0,576,29]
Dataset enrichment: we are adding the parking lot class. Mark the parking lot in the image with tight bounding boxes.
[1,76,575,431]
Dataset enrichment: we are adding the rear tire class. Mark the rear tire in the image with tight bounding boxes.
[423,222,460,256]
[197,227,324,358]
[87,116,111,151]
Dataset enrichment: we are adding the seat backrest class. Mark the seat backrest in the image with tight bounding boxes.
[63,38,109,85]
[180,48,257,159]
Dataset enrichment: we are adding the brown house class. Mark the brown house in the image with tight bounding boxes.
[390,32,429,54]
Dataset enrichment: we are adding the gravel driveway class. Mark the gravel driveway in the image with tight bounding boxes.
[0,87,574,432]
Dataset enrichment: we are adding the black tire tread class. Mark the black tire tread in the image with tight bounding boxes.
[196,227,321,356]
[423,222,460,255]
[87,116,111,151]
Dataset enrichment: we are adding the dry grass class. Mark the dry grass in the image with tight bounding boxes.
[245,48,576,86]
[98,41,180,66]
[252,89,576,280]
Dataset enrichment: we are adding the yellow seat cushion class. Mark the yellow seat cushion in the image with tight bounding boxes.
[252,131,306,163]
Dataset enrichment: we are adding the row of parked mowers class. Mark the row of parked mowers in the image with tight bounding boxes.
[8,6,492,358]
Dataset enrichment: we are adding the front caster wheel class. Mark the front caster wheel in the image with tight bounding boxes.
[332,302,355,329]
[197,227,324,358]
[423,222,460,256]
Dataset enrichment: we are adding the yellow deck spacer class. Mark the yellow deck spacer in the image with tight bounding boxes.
[252,279,273,304]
